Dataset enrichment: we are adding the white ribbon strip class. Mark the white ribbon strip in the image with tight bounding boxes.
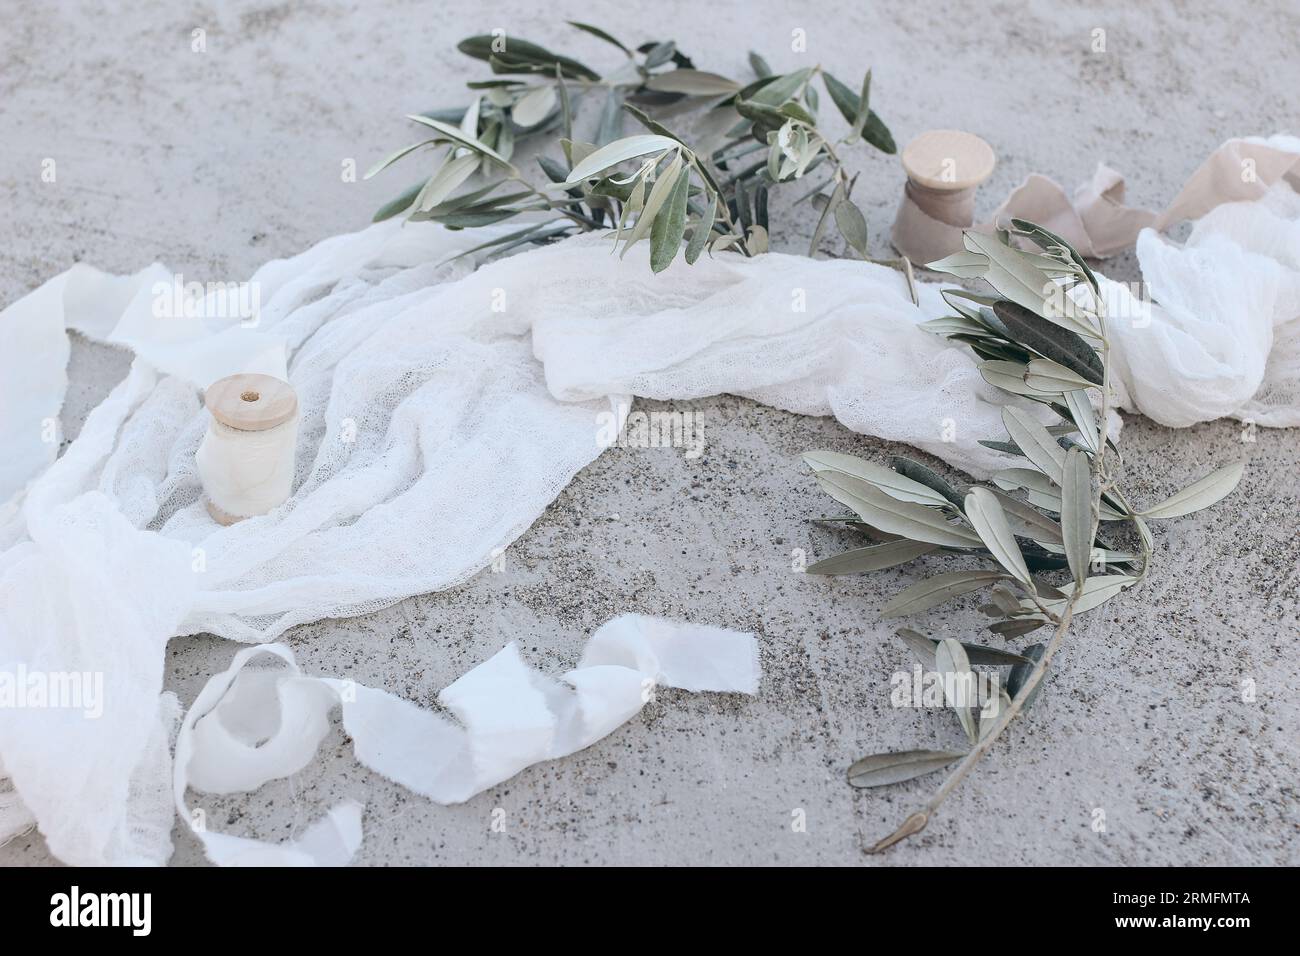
[173,614,760,866]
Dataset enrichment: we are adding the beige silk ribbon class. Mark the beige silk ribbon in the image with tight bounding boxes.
[892,136,1300,263]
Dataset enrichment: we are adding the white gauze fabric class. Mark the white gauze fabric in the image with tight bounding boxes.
[1104,176,1300,426]
[1,134,1297,865]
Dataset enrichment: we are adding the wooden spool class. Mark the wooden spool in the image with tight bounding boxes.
[202,373,298,526]
[900,129,997,192]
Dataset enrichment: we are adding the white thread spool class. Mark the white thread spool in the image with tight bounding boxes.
[196,373,299,525]
[891,129,997,264]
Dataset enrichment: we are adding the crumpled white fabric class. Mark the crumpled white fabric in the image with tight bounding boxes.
[1104,177,1300,427]
[1,133,1297,866]
[174,614,758,865]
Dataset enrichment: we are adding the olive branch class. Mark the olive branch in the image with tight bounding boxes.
[800,221,1246,851]
[364,22,897,271]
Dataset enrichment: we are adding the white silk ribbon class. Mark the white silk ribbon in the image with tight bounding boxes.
[173,614,760,866]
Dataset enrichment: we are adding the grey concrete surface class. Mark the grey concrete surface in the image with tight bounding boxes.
[1,0,1297,866]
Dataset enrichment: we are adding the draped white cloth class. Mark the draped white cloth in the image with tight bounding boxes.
[1,134,1297,865]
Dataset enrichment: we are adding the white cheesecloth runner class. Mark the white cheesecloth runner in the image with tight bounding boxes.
[1,134,1298,865]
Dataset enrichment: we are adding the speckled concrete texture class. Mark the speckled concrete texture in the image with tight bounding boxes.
[1,0,1297,866]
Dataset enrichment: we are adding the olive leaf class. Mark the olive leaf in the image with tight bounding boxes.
[980,361,1059,400]
[1006,643,1046,712]
[979,689,1012,740]
[536,154,571,185]
[709,233,741,255]
[1040,574,1137,616]
[364,139,440,180]
[414,154,481,211]
[683,198,716,265]
[641,40,677,69]
[961,232,1099,339]
[1001,406,1066,484]
[849,69,872,140]
[620,151,683,256]
[807,177,846,257]
[935,639,978,744]
[928,249,993,279]
[1060,447,1093,587]
[889,456,965,508]
[987,488,1063,544]
[750,67,813,106]
[1063,389,1101,453]
[988,584,1023,615]
[644,70,741,95]
[990,300,1103,384]
[457,35,600,80]
[979,438,1025,457]
[805,539,935,575]
[1138,462,1246,520]
[895,628,1033,667]
[736,98,787,129]
[620,102,687,145]
[1024,358,1097,393]
[565,21,633,56]
[611,170,646,245]
[895,626,940,663]
[820,70,895,153]
[512,85,558,127]
[859,110,897,155]
[988,618,1047,638]
[596,88,626,146]
[404,114,513,167]
[434,221,558,264]
[564,135,680,183]
[372,180,425,222]
[964,488,1033,587]
[374,26,900,271]
[1009,218,1099,290]
[562,137,596,168]
[919,315,989,337]
[880,570,1007,618]
[1134,514,1155,553]
[804,450,952,508]
[649,165,691,272]
[995,467,1127,520]
[804,82,820,114]
[848,750,967,788]
[819,70,859,124]
[814,472,981,548]
[834,198,869,257]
